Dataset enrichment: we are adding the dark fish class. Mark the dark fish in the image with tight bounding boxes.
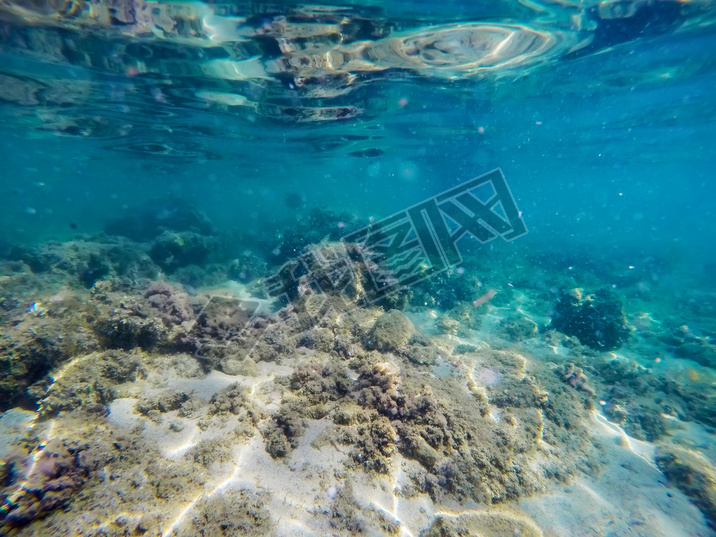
[349,148,384,158]
[285,192,306,209]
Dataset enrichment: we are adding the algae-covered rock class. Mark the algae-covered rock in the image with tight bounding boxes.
[551,287,629,350]
[104,197,216,242]
[0,302,99,412]
[269,207,360,262]
[143,281,195,327]
[185,438,233,467]
[2,436,96,527]
[9,239,159,286]
[96,315,161,350]
[363,310,415,352]
[174,488,273,536]
[660,324,716,368]
[38,351,146,419]
[8,245,62,273]
[497,313,539,342]
[262,408,306,458]
[136,390,190,417]
[150,231,216,270]
[208,382,257,423]
[228,251,267,282]
[78,252,110,288]
[409,268,482,310]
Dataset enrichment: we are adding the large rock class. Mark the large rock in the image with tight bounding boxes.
[149,231,216,270]
[551,287,629,350]
[363,310,415,352]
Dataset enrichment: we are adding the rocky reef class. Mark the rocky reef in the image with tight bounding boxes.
[1,220,715,536]
[550,287,630,350]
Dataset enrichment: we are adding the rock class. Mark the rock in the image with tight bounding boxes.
[561,363,596,397]
[149,231,216,271]
[104,197,216,241]
[8,245,60,273]
[78,253,110,288]
[551,287,629,350]
[9,239,159,285]
[660,324,716,368]
[221,357,258,376]
[422,512,542,537]
[497,313,538,342]
[269,207,359,262]
[262,409,305,458]
[174,488,273,536]
[363,310,415,352]
[227,251,266,282]
[96,315,161,350]
[144,281,195,327]
[2,437,93,528]
[136,390,190,417]
[409,269,482,310]
[435,315,460,335]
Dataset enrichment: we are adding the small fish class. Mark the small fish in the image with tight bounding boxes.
[472,289,497,308]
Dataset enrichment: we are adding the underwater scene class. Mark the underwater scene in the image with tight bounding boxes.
[1,0,716,536]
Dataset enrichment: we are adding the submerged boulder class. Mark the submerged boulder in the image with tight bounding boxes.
[659,323,716,368]
[363,310,415,352]
[104,198,216,242]
[269,207,359,262]
[550,287,629,350]
[149,231,216,270]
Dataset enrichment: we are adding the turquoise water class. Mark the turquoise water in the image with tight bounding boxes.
[1,1,716,536]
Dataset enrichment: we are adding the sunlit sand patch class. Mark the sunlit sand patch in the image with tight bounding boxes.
[593,410,656,466]
[106,356,294,463]
[212,422,350,535]
[662,416,716,462]
[521,411,712,537]
[350,454,435,537]
[107,398,200,459]
[548,344,571,355]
